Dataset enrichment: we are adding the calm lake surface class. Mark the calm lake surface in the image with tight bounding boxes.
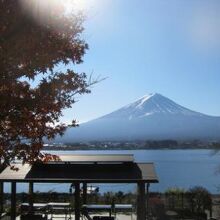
[4,150,220,194]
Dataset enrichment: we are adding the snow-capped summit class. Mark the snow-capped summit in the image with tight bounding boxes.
[104,93,203,120]
[55,93,220,142]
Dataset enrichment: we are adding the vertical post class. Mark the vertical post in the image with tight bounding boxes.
[146,183,150,219]
[0,182,3,214]
[137,182,146,220]
[82,182,87,204]
[29,182,34,214]
[210,200,213,218]
[11,182,16,220]
[75,182,80,220]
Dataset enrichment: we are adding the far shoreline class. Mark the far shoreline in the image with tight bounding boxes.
[43,139,220,151]
[43,146,220,151]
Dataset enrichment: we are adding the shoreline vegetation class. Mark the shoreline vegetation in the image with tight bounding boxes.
[43,140,220,151]
[2,189,219,219]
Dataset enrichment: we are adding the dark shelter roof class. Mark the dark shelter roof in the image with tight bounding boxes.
[0,154,158,183]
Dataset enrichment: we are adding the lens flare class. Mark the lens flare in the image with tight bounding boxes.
[19,0,85,31]
[59,0,88,14]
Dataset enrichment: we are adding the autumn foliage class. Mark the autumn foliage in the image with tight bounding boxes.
[0,0,90,167]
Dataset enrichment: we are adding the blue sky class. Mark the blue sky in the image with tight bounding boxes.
[62,0,220,123]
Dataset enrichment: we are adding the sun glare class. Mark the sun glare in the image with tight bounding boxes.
[19,0,89,30]
[66,0,88,12]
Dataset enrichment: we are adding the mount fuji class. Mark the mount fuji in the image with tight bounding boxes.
[57,93,220,142]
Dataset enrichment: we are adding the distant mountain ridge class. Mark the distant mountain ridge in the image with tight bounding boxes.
[55,93,220,142]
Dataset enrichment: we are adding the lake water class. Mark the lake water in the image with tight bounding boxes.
[4,150,220,194]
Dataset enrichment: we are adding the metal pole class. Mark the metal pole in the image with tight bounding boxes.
[29,182,34,214]
[146,183,150,219]
[82,182,87,204]
[0,159,4,215]
[75,182,80,220]
[0,182,3,214]
[11,182,16,220]
[137,182,146,220]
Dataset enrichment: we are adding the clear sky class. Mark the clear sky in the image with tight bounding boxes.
[62,0,220,123]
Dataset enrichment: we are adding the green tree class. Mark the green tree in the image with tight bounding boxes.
[165,187,185,209]
[0,0,90,168]
[115,191,125,203]
[188,186,212,215]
